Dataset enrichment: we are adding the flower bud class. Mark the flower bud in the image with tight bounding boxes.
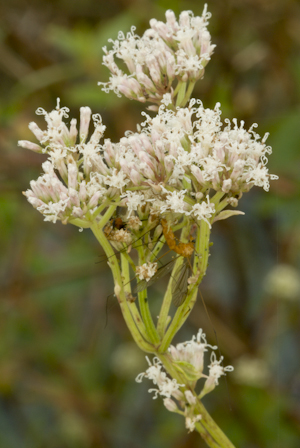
[68,163,78,190]
[79,107,92,142]
[184,390,197,405]
[163,398,178,412]
[18,140,43,153]
[28,122,44,142]
[69,118,78,145]
[222,178,232,193]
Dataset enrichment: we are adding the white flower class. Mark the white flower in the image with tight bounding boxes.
[121,191,146,216]
[161,93,173,106]
[245,163,274,191]
[104,168,128,189]
[169,329,217,378]
[191,196,215,227]
[136,357,184,400]
[160,189,190,215]
[199,352,234,398]
[136,357,167,388]
[37,198,70,223]
[79,106,92,142]
[185,414,202,432]
[136,262,158,281]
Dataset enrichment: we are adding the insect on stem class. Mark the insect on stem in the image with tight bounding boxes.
[134,218,196,307]
[101,214,198,309]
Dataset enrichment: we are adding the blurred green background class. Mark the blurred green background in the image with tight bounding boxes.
[1,0,300,447]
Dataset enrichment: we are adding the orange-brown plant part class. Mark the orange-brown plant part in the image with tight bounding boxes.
[161,218,194,258]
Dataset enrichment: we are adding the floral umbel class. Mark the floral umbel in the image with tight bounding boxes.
[136,330,233,432]
[99,6,215,109]
[19,6,278,448]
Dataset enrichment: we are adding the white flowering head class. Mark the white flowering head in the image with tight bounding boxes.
[111,100,277,226]
[99,6,215,107]
[19,98,277,230]
[136,330,233,433]
[136,356,184,400]
[199,352,234,399]
[19,101,127,225]
[169,329,217,381]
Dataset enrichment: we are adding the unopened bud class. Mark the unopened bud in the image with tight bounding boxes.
[222,178,232,193]
[184,390,197,405]
[227,197,238,207]
[18,140,43,153]
[68,163,78,190]
[28,122,44,141]
[163,398,178,412]
[79,107,92,142]
[69,118,78,144]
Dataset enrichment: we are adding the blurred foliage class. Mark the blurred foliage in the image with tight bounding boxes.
[1,0,300,447]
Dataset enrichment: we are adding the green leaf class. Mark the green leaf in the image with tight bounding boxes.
[213,210,245,222]
[173,361,200,382]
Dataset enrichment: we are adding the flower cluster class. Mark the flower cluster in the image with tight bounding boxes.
[169,328,217,381]
[136,262,158,281]
[99,6,215,107]
[136,356,184,399]
[168,329,233,392]
[19,101,109,224]
[19,99,277,226]
[136,329,233,432]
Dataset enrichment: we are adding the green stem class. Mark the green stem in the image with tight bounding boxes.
[194,422,221,448]
[69,218,92,228]
[176,82,187,108]
[179,81,196,107]
[173,81,182,98]
[156,255,183,338]
[215,197,230,214]
[149,236,165,263]
[159,221,211,352]
[156,224,191,338]
[90,222,155,352]
[97,204,117,229]
[120,253,150,342]
[211,191,225,205]
[91,200,111,219]
[136,246,161,345]
[195,401,236,448]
